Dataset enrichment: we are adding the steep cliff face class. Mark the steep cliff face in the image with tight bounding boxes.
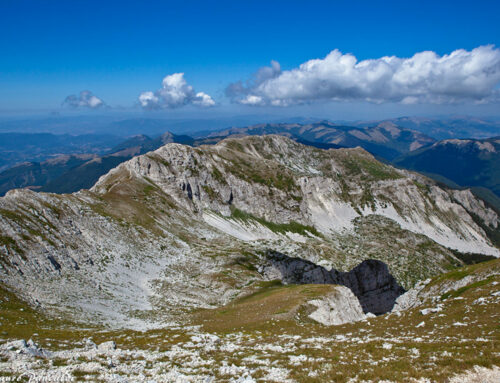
[0,135,498,328]
[262,251,404,314]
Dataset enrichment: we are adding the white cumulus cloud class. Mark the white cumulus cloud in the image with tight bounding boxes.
[63,90,105,109]
[226,46,500,106]
[193,92,216,107]
[139,73,215,109]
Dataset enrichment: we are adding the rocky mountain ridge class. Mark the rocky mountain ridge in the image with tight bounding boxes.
[203,121,436,160]
[0,135,498,329]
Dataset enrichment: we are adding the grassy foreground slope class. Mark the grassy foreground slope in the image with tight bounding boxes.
[0,260,498,382]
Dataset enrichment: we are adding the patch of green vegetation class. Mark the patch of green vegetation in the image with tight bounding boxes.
[235,280,285,303]
[143,185,155,195]
[337,174,351,201]
[52,359,68,367]
[218,145,299,193]
[426,259,498,289]
[228,252,259,272]
[72,369,100,381]
[0,208,27,224]
[230,207,322,238]
[146,154,171,169]
[202,185,218,200]
[88,177,178,237]
[0,235,21,250]
[23,227,56,247]
[194,282,334,331]
[435,268,470,282]
[40,201,64,218]
[141,178,158,196]
[360,185,376,210]
[273,172,296,192]
[341,157,362,175]
[339,155,402,181]
[0,235,24,257]
[226,141,245,152]
[211,167,227,185]
[188,164,200,176]
[451,250,496,265]
[3,205,59,241]
[414,181,431,194]
[238,165,296,192]
[441,276,494,300]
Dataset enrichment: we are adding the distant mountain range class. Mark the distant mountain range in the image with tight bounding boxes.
[0,132,193,195]
[2,114,499,138]
[0,154,97,195]
[1,118,500,204]
[0,132,121,172]
[394,137,500,198]
[356,116,500,140]
[203,121,436,160]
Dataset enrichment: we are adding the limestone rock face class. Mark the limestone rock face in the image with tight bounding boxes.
[451,189,498,228]
[308,285,366,325]
[264,251,405,315]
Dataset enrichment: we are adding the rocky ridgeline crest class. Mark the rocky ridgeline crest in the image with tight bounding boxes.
[94,135,499,254]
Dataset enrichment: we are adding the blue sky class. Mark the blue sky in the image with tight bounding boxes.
[1,0,499,118]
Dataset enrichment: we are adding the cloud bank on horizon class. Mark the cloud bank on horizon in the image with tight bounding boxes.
[62,91,105,109]
[226,45,500,106]
[139,73,215,110]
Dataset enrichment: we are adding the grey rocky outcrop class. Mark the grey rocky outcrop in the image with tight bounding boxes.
[98,341,117,352]
[307,285,367,325]
[1,339,52,358]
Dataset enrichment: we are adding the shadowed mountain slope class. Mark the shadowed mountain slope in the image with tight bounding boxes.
[394,137,500,198]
